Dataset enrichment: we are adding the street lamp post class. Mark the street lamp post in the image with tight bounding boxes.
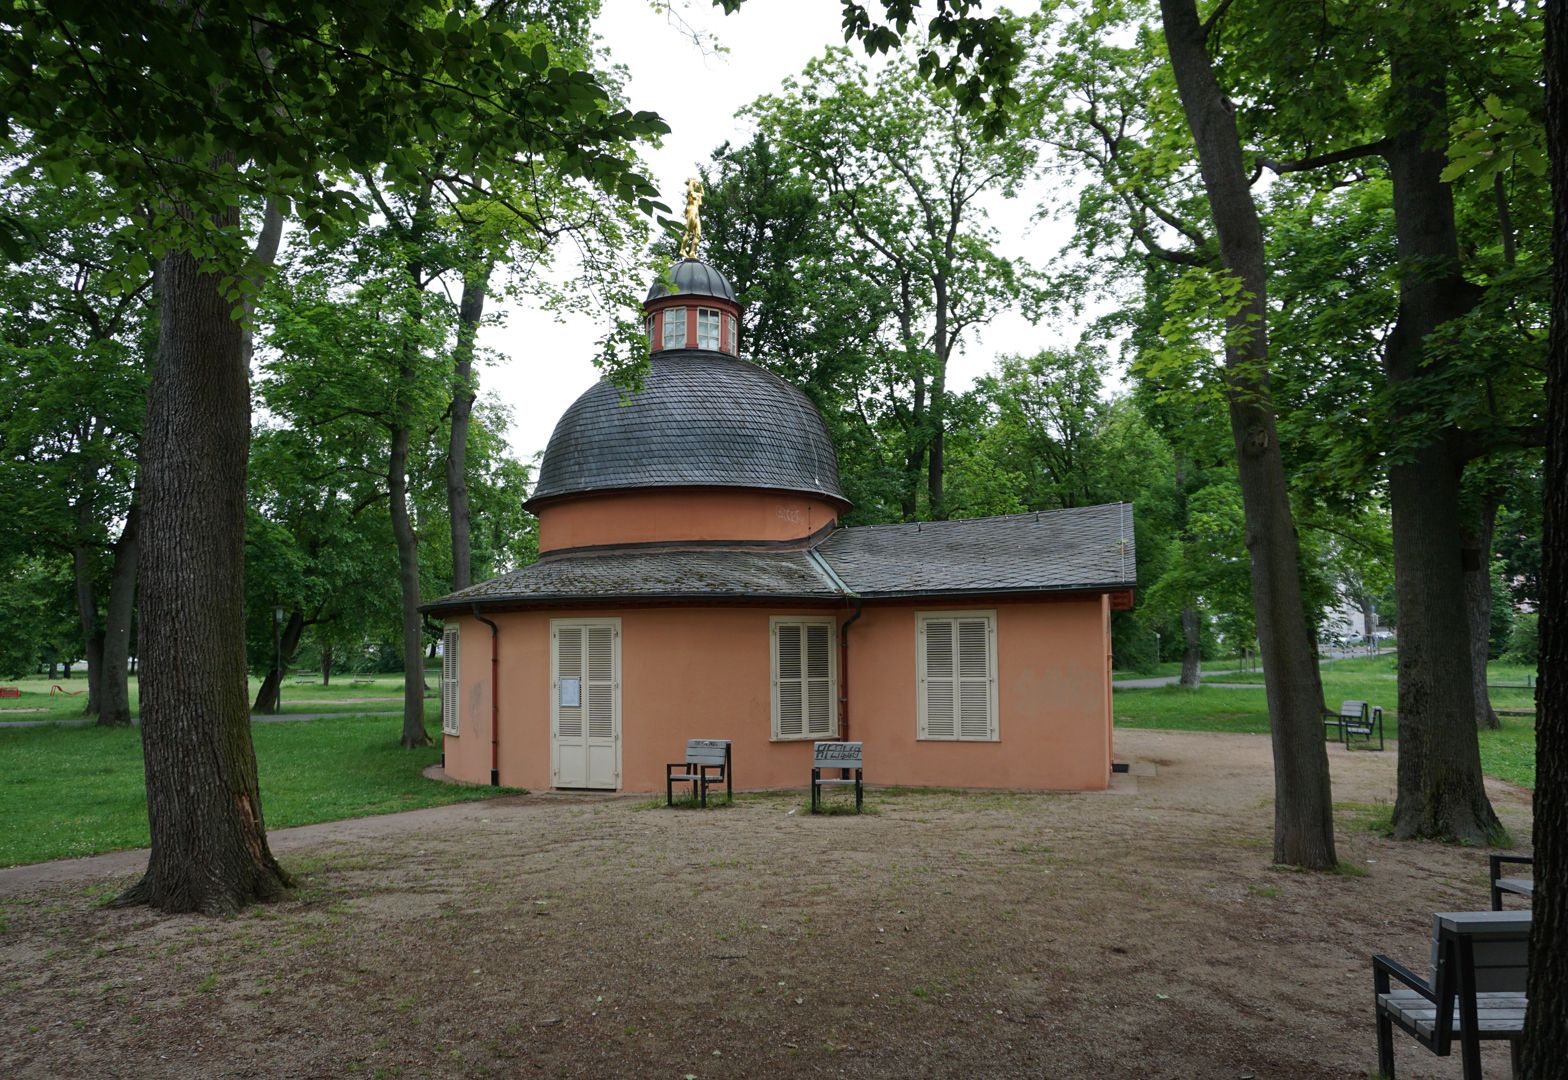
[273,605,284,714]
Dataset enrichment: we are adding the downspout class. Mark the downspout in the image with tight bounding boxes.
[472,604,500,787]
[838,596,864,743]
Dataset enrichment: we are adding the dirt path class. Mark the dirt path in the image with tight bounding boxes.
[0,731,1531,1079]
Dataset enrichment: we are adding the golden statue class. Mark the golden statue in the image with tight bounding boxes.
[679,177,704,259]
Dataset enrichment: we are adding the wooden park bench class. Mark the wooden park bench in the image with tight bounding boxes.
[1324,699,1384,750]
[350,676,375,686]
[1489,855,1534,911]
[0,686,19,698]
[810,741,863,813]
[665,739,731,807]
[1373,910,1529,1079]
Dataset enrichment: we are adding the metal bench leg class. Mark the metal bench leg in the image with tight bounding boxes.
[1510,1036,1521,1078]
[1377,1012,1396,1079]
[666,774,673,807]
[811,768,819,814]
[855,769,862,812]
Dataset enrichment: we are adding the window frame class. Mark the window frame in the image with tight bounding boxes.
[726,313,738,354]
[441,623,461,737]
[915,609,999,742]
[661,306,686,349]
[770,616,839,742]
[697,307,721,350]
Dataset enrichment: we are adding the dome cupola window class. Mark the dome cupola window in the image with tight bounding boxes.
[697,308,721,350]
[661,306,687,350]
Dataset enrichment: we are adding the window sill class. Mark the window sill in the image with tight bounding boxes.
[771,732,840,743]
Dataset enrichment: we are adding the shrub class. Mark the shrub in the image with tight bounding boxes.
[1503,613,1539,665]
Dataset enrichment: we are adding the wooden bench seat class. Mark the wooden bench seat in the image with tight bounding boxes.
[1373,910,1529,1079]
[1324,698,1384,750]
[810,741,863,813]
[1489,854,1534,910]
[666,739,731,807]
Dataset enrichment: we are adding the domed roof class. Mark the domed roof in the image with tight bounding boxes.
[645,259,737,305]
[527,351,846,509]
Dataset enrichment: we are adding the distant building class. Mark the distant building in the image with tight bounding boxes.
[422,257,1135,792]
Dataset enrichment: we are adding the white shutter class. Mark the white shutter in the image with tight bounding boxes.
[919,612,996,741]
[805,622,833,736]
[957,618,994,739]
[441,624,460,736]
[586,625,615,739]
[775,623,804,737]
[556,626,583,738]
[921,618,956,739]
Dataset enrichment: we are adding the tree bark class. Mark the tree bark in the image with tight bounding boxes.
[1180,605,1201,688]
[250,609,304,715]
[446,264,490,593]
[1160,0,1337,869]
[1522,0,1568,1070]
[98,504,138,727]
[1460,489,1502,730]
[112,231,290,914]
[389,417,429,748]
[321,643,332,687]
[1382,54,1502,843]
[72,534,102,717]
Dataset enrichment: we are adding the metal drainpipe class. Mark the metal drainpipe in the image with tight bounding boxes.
[472,605,501,787]
[838,596,864,742]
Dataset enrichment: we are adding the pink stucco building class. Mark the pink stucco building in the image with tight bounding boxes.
[423,258,1134,793]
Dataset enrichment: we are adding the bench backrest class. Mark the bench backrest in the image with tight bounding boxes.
[685,739,730,767]
[1431,912,1530,994]
[1339,699,1368,719]
[814,741,863,770]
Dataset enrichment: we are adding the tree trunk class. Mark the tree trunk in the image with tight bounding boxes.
[928,272,949,521]
[72,539,102,717]
[112,233,290,915]
[389,419,430,748]
[1382,54,1502,843]
[1522,0,1568,1071]
[1180,605,1201,688]
[321,644,332,687]
[98,504,139,727]
[250,609,305,715]
[447,264,490,593]
[1160,0,1337,869]
[1461,489,1502,730]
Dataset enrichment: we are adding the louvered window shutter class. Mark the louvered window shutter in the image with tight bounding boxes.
[556,626,583,738]
[957,618,994,739]
[921,618,957,739]
[775,623,804,737]
[805,622,833,736]
[586,625,616,739]
[441,625,460,736]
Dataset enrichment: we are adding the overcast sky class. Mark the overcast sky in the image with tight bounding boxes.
[480,0,1083,468]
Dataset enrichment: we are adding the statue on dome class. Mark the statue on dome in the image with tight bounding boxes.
[679,177,704,259]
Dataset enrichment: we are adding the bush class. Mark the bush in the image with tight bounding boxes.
[1503,613,1538,665]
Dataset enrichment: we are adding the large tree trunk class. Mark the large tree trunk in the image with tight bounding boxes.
[250,609,305,715]
[72,536,102,717]
[112,234,290,915]
[1461,489,1502,730]
[1522,0,1568,1071]
[1160,0,1337,869]
[1180,605,1201,689]
[389,420,430,748]
[98,505,138,727]
[446,264,490,593]
[1382,55,1502,843]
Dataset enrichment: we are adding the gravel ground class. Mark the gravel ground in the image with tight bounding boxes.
[0,730,1533,1079]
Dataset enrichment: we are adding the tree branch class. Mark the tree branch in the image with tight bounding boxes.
[1258,138,1391,175]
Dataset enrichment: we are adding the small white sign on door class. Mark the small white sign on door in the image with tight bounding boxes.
[559,677,581,708]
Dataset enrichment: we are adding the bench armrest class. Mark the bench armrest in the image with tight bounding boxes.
[1489,854,1534,880]
[1373,953,1432,999]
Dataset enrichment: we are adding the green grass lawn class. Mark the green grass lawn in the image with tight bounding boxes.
[0,670,435,722]
[1115,657,1537,789]
[0,713,520,867]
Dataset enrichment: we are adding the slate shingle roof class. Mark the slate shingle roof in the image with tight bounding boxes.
[424,503,1135,613]
[816,504,1136,598]
[526,351,847,508]
[429,549,840,608]
[645,258,737,304]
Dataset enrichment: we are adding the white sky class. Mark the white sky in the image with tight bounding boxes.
[480,0,1083,467]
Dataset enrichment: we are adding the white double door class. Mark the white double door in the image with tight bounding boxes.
[550,619,621,789]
